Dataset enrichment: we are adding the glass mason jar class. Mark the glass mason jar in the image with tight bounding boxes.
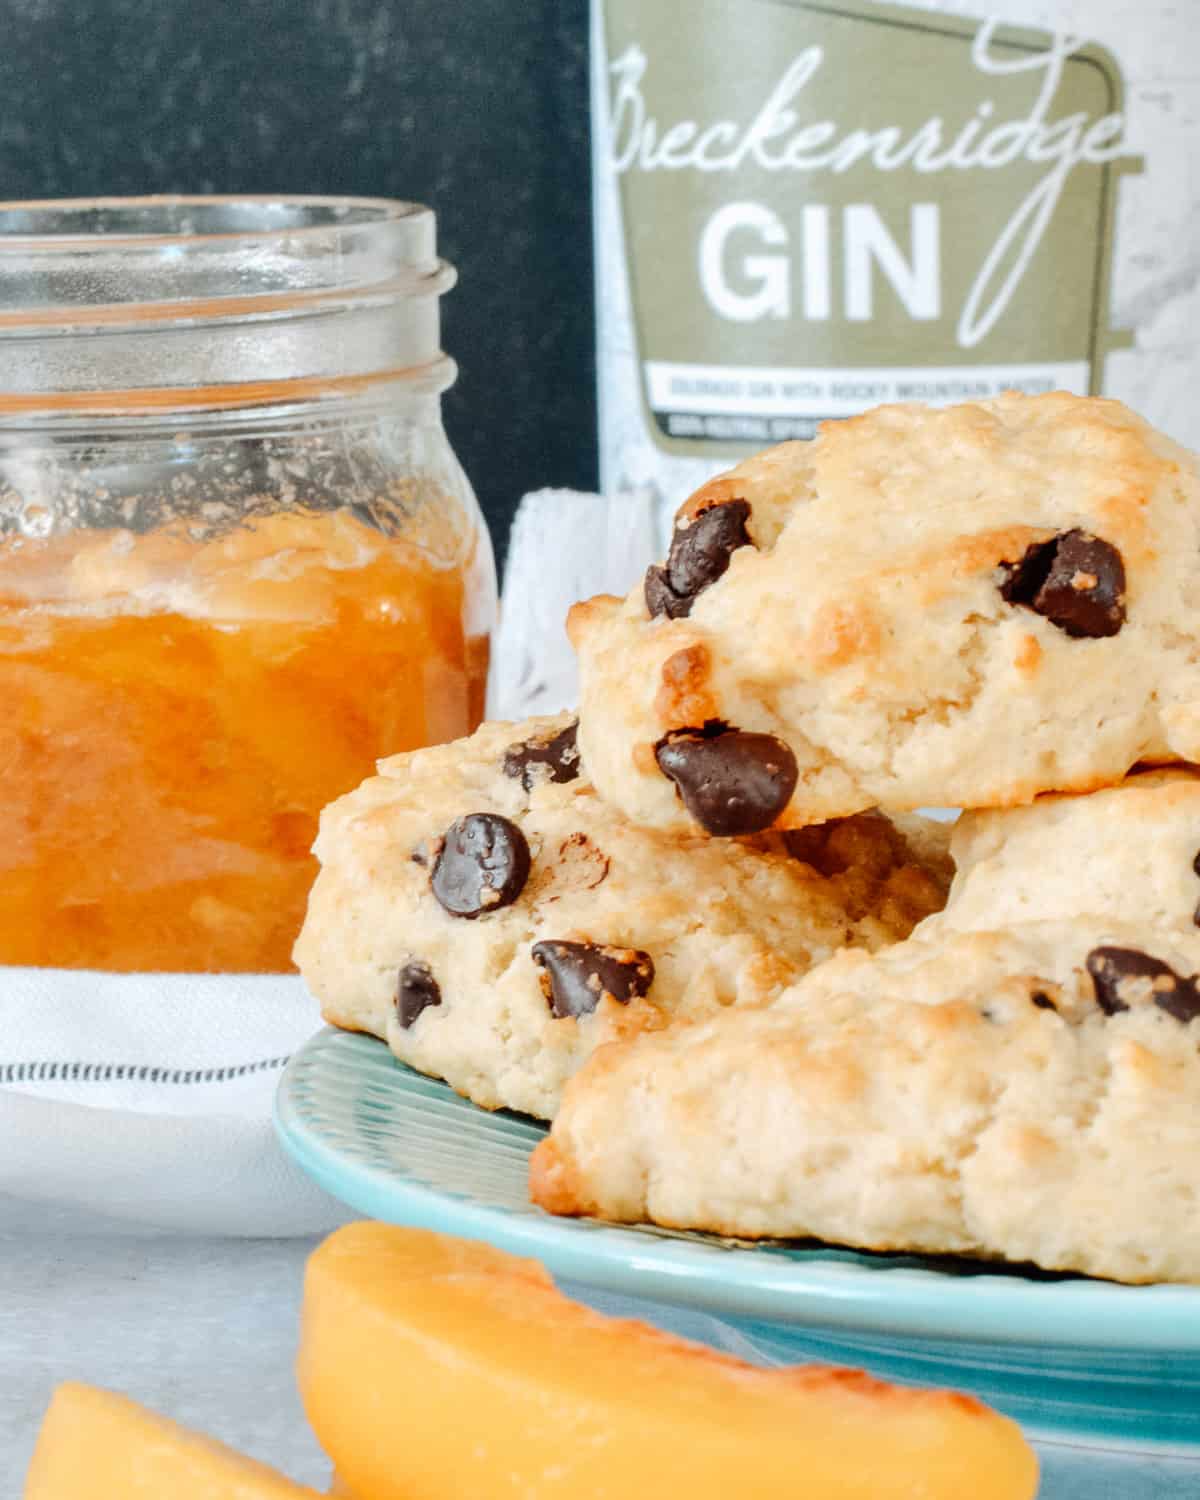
[0,196,495,974]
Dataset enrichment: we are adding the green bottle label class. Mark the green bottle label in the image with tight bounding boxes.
[599,0,1139,453]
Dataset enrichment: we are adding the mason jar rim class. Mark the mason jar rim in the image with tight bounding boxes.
[0,194,458,410]
[0,194,428,251]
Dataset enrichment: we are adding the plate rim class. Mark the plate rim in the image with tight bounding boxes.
[275,1028,1200,1352]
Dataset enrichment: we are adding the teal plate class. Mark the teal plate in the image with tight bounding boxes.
[276,1028,1200,1456]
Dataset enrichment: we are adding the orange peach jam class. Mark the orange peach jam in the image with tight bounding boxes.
[0,508,488,972]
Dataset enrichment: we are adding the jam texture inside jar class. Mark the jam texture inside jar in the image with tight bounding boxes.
[0,196,495,972]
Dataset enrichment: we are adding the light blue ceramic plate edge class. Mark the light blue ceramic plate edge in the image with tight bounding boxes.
[273,1028,1200,1354]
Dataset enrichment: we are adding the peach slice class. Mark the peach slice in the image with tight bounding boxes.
[23,1382,321,1498]
[299,1222,1038,1500]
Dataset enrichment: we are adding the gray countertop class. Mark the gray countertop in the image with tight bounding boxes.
[0,1203,329,1492]
[4,1199,1199,1499]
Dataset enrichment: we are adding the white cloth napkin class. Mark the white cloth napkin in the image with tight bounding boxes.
[0,971,350,1236]
[0,488,661,1237]
[488,486,661,721]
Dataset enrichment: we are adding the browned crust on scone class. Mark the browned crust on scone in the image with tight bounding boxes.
[528,1136,592,1217]
[675,474,748,525]
[1012,634,1042,676]
[802,600,882,671]
[566,593,622,648]
[654,643,720,724]
[632,741,659,775]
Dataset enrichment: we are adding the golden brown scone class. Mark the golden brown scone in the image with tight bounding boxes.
[293,714,948,1120]
[534,770,1200,1280]
[934,767,1200,935]
[571,393,1200,834]
[532,920,1200,1283]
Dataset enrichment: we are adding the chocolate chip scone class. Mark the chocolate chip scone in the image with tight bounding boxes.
[293,714,949,1119]
[531,921,1200,1282]
[531,768,1200,1281]
[570,393,1200,835]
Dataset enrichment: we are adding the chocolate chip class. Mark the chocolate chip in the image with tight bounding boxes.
[655,722,798,835]
[531,940,655,1019]
[503,721,581,790]
[1159,981,1200,1024]
[644,499,752,619]
[1087,946,1168,1014]
[1192,849,1200,929]
[396,961,441,1028]
[999,530,1126,639]
[430,813,531,919]
[670,499,753,596]
[644,564,688,620]
[1031,990,1057,1011]
[1086,945,1200,1022]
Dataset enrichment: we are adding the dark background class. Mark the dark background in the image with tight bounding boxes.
[0,0,597,563]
